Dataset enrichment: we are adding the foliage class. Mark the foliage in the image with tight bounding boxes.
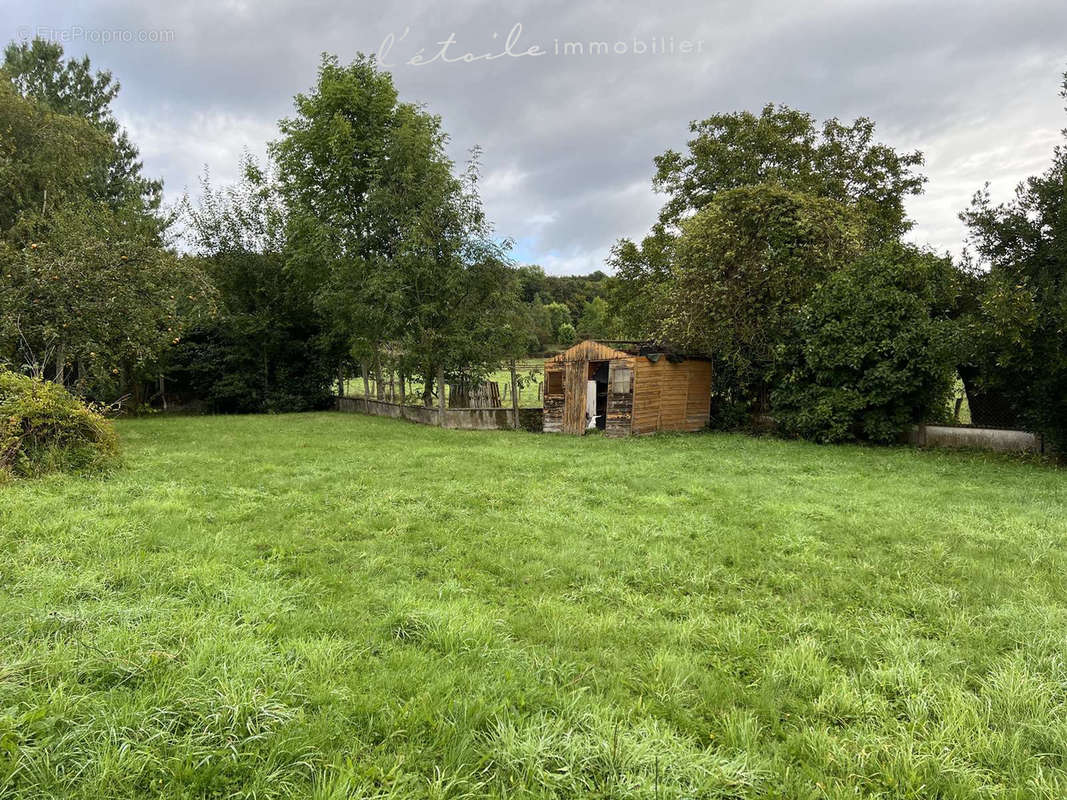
[957,70,1067,451]
[1,412,1065,796]
[0,202,214,398]
[556,321,577,346]
[0,40,205,403]
[0,368,118,478]
[2,37,163,218]
[652,103,926,244]
[612,104,927,340]
[652,185,864,418]
[0,79,110,241]
[773,243,959,443]
[273,54,524,401]
[172,157,342,413]
[575,296,618,340]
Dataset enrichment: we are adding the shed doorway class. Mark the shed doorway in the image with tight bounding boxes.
[588,361,609,431]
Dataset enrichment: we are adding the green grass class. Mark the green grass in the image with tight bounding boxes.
[1,413,1066,798]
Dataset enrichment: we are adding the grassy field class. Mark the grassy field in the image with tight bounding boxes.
[1,414,1066,798]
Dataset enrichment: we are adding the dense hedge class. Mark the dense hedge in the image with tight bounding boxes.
[0,370,119,479]
[773,244,958,444]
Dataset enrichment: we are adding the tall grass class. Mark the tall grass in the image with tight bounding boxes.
[1,413,1065,797]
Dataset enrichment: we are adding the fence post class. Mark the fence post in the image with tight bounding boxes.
[437,365,446,427]
[510,359,520,430]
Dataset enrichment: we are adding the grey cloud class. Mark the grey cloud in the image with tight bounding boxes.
[3,0,1065,271]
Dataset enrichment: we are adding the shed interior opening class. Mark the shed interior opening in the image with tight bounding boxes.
[589,361,608,430]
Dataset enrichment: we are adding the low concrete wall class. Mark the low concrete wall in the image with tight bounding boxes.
[336,396,543,432]
[905,424,1045,453]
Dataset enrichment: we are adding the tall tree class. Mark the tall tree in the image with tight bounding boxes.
[652,104,925,244]
[652,185,863,420]
[3,38,163,220]
[0,79,109,241]
[612,105,927,338]
[272,54,523,403]
[171,156,343,412]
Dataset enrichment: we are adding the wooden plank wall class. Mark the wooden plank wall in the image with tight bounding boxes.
[631,358,711,434]
[562,360,588,435]
[605,358,634,437]
[543,368,564,433]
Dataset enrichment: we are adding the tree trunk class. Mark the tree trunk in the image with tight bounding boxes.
[54,341,65,388]
[399,371,406,407]
[437,364,446,427]
[422,366,434,408]
[374,351,385,401]
[362,362,370,400]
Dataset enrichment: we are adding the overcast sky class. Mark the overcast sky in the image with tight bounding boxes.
[4,1,1066,273]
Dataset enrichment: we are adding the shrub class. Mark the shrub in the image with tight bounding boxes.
[772,243,958,444]
[0,370,119,479]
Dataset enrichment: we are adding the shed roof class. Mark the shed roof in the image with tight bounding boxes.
[545,340,633,364]
[545,339,710,365]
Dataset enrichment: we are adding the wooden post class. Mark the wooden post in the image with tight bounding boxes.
[509,359,520,430]
[437,365,446,427]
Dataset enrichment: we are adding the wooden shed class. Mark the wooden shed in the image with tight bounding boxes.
[542,340,712,436]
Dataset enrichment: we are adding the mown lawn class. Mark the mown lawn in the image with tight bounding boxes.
[1,413,1066,799]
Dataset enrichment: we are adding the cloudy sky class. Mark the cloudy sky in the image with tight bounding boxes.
[5,1,1066,273]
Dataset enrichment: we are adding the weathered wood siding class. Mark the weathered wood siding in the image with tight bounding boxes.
[562,360,588,435]
[605,358,634,437]
[631,358,711,434]
[543,367,564,433]
[542,340,710,436]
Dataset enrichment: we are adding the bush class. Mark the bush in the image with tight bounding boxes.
[0,370,119,479]
[772,243,958,444]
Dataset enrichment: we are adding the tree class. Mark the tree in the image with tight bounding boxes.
[958,69,1067,450]
[3,38,163,219]
[612,104,927,339]
[652,104,925,244]
[651,185,863,420]
[0,60,208,402]
[0,201,213,398]
[169,156,344,413]
[576,296,616,340]
[272,54,524,404]
[0,79,109,241]
[773,243,958,443]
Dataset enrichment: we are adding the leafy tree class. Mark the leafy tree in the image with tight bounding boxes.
[557,321,577,347]
[773,243,958,443]
[652,104,925,244]
[273,54,523,403]
[170,157,344,413]
[3,38,163,219]
[613,104,927,338]
[652,185,863,420]
[0,201,213,398]
[576,296,617,340]
[0,79,109,241]
[958,69,1067,449]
